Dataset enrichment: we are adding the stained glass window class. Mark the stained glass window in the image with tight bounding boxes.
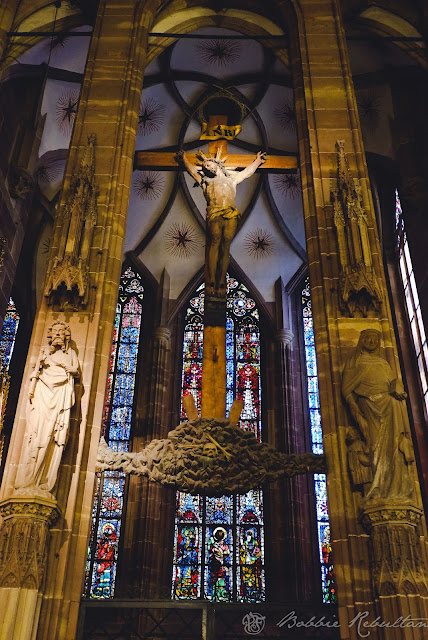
[395,191,428,415]
[302,278,336,604]
[0,299,19,375]
[85,267,144,598]
[0,299,19,459]
[173,276,265,603]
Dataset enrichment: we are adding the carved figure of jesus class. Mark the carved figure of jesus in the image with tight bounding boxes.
[177,149,266,297]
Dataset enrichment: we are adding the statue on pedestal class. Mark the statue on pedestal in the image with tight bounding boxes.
[177,149,266,297]
[342,329,415,503]
[17,321,79,493]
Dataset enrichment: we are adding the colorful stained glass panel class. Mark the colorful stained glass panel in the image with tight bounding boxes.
[237,525,264,603]
[86,269,144,599]
[302,278,335,604]
[174,275,265,603]
[205,526,232,602]
[0,299,19,375]
[206,496,233,524]
[173,524,201,599]
[90,519,121,599]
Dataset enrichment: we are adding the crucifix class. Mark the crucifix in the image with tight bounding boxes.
[135,113,297,421]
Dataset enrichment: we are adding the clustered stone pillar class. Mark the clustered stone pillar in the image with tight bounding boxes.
[270,327,298,601]
[0,495,60,638]
[0,1,161,638]
[148,326,172,441]
[294,0,428,635]
[139,325,175,599]
[120,324,175,600]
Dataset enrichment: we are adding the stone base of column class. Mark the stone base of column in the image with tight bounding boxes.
[0,494,60,640]
[360,503,428,639]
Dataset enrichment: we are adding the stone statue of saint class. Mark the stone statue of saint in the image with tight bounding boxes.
[177,149,266,297]
[17,321,79,492]
[342,329,415,503]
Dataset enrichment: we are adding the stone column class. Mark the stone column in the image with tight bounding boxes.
[287,0,428,635]
[120,325,175,599]
[275,328,294,434]
[0,1,161,639]
[0,495,60,639]
[269,326,299,601]
[147,326,173,440]
[139,325,175,599]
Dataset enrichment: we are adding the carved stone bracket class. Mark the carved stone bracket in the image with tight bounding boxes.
[0,496,60,590]
[96,417,327,496]
[331,141,382,316]
[8,167,35,200]
[360,504,428,597]
[44,134,99,308]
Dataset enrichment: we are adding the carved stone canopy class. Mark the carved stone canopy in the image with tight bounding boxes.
[8,167,35,200]
[97,417,326,496]
[44,134,98,308]
[331,141,383,317]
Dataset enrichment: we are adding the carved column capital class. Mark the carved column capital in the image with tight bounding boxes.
[0,495,60,590]
[0,494,61,525]
[275,328,294,346]
[360,503,423,532]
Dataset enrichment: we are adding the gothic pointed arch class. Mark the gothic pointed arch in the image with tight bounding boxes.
[173,272,265,602]
[85,263,154,598]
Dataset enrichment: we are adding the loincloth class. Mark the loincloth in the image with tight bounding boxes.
[206,206,240,222]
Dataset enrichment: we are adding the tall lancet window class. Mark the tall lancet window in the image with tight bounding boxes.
[0,299,20,460]
[172,276,265,603]
[85,267,144,598]
[395,191,428,415]
[302,279,336,603]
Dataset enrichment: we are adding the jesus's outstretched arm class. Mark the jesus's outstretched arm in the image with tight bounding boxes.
[233,151,267,184]
[176,150,202,185]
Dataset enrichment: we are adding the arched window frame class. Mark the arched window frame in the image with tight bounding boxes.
[85,266,145,599]
[395,190,428,416]
[172,276,265,603]
[300,277,336,604]
[0,298,20,465]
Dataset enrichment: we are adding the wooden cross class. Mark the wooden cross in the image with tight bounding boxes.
[135,144,297,173]
[135,117,298,420]
[135,150,296,172]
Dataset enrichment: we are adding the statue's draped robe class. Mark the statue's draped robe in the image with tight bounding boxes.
[342,353,414,502]
[21,347,78,491]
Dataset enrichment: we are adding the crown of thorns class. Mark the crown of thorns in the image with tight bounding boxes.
[195,149,235,171]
